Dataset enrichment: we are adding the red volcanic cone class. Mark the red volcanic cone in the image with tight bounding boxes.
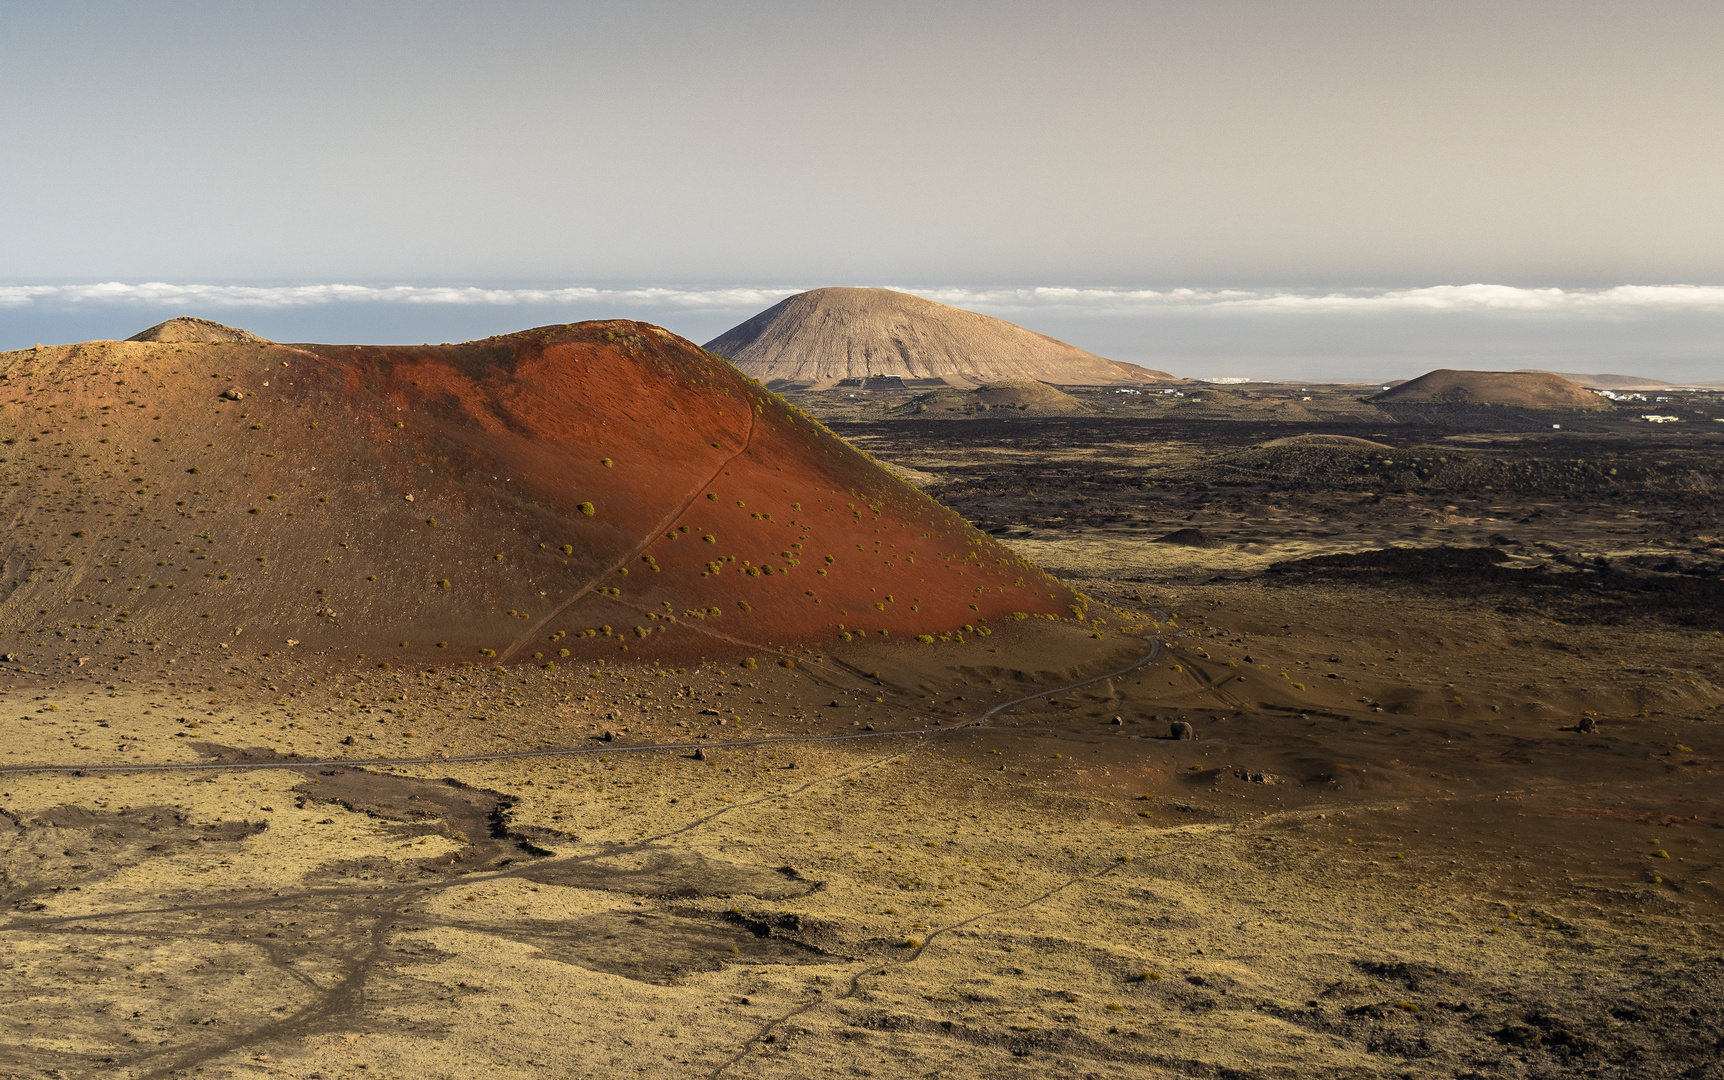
[0,322,1074,671]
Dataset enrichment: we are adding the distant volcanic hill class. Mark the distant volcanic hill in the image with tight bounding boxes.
[127,317,272,344]
[704,287,1171,388]
[890,378,1091,418]
[1371,369,1609,410]
[0,322,1073,675]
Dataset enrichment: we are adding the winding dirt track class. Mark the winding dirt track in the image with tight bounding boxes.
[1,636,1168,1077]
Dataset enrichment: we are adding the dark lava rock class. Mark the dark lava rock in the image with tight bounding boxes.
[1171,721,1196,740]
[1154,528,1220,547]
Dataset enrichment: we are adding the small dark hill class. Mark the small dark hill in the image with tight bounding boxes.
[705,287,1170,387]
[1212,434,1437,487]
[127,317,272,344]
[1153,528,1220,548]
[1371,369,1607,410]
[890,379,1089,417]
[1259,434,1397,451]
[0,322,1072,676]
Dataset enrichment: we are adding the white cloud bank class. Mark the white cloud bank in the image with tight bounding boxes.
[5,282,1724,317]
[916,284,1724,316]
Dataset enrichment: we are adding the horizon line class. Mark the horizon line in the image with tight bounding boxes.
[5,281,1724,317]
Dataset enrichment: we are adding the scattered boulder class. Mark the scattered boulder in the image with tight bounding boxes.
[1171,721,1195,740]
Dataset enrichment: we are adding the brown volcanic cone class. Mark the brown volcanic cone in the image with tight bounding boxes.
[0,322,1072,674]
[126,317,272,344]
[705,287,1170,387]
[1371,369,1608,410]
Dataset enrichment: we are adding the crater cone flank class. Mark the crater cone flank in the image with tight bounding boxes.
[1370,368,1608,410]
[704,287,1171,387]
[0,323,1072,672]
[126,317,272,345]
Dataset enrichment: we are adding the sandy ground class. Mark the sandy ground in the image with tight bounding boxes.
[4,397,1724,1079]
[2,599,1721,1079]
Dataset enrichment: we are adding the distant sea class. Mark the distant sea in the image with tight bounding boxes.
[3,281,1720,385]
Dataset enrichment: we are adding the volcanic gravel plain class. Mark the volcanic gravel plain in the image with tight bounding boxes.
[2,352,1721,1080]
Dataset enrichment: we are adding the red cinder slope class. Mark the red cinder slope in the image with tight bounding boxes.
[0,322,1072,673]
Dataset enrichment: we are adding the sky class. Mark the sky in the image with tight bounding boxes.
[3,0,1722,381]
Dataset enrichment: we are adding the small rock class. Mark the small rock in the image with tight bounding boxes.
[693,748,707,761]
[1233,768,1280,785]
[1578,716,1598,733]
[1171,721,1195,740]
[221,388,244,401]
[601,730,616,742]
[341,735,356,746]
[1110,716,1123,725]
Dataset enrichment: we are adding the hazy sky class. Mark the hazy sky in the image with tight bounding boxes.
[3,1,1722,379]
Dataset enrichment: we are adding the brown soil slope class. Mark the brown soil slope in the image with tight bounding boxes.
[0,322,1072,675]
[1371,368,1608,409]
[705,287,1170,387]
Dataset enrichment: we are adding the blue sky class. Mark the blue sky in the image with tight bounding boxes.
[3,1,1721,380]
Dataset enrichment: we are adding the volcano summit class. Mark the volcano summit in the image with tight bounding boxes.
[704,287,1170,388]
